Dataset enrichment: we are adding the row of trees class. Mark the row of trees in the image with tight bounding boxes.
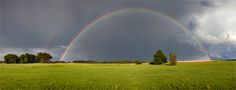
[2,49,176,65]
[4,52,52,63]
[151,49,177,65]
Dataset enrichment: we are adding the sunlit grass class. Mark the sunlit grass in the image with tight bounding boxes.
[0,61,235,90]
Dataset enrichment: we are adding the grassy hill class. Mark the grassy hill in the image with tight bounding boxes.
[0,61,235,90]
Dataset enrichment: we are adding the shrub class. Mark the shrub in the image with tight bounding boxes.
[135,61,142,65]
[149,62,154,65]
[50,61,67,63]
[0,61,5,64]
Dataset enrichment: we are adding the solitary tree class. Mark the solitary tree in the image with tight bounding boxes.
[4,54,19,63]
[36,52,52,63]
[153,49,167,64]
[169,52,177,65]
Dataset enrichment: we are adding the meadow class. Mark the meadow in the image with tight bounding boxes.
[0,61,235,90]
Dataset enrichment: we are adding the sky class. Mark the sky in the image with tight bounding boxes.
[0,0,236,61]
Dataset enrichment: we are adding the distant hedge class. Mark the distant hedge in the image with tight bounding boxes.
[0,61,4,63]
[72,60,148,64]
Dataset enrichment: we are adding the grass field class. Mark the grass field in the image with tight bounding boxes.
[0,61,236,90]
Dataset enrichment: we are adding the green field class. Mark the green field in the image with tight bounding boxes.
[0,61,236,90]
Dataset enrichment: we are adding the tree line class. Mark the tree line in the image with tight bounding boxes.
[72,60,147,64]
[4,52,52,63]
[2,49,176,65]
[72,49,176,65]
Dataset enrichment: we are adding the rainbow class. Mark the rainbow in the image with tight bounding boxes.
[60,8,210,60]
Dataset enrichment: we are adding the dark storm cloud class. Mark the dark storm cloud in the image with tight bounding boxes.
[1,0,233,60]
[200,0,216,7]
[63,11,209,60]
[0,0,210,47]
[0,0,127,48]
[187,17,199,30]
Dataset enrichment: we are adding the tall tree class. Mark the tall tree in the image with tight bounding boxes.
[153,49,167,64]
[169,52,177,65]
[4,54,19,63]
[36,52,52,63]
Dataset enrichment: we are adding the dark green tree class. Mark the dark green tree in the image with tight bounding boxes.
[26,53,36,63]
[4,54,19,63]
[135,60,142,65]
[169,52,177,65]
[19,53,36,63]
[19,54,27,63]
[153,49,167,64]
[36,52,52,63]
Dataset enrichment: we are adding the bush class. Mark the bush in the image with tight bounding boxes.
[0,61,5,64]
[50,61,67,63]
[135,61,142,65]
[149,62,154,65]
[73,60,97,63]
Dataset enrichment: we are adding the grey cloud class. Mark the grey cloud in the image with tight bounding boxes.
[0,0,127,48]
[188,0,236,59]
[63,11,209,60]
[1,0,233,60]
[200,0,217,7]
